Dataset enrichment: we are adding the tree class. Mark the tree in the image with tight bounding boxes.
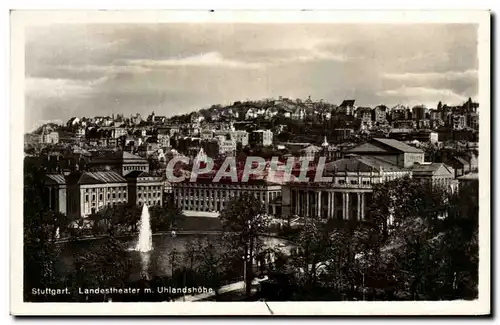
[219,193,269,299]
[67,237,130,302]
[149,204,185,232]
[23,158,69,301]
[196,239,225,297]
[90,204,141,237]
[365,176,478,300]
[290,217,333,287]
[168,248,180,277]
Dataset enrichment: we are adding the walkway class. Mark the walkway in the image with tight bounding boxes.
[174,276,269,302]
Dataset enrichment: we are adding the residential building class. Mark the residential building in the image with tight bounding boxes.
[451,114,467,130]
[338,100,356,116]
[157,134,171,148]
[412,105,428,121]
[250,130,273,147]
[112,127,127,138]
[229,130,249,147]
[41,131,59,144]
[292,106,306,120]
[333,128,354,143]
[200,129,214,140]
[356,107,373,129]
[392,120,416,129]
[218,138,237,156]
[468,113,479,130]
[373,105,388,125]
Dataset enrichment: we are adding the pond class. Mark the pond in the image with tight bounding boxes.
[56,233,294,283]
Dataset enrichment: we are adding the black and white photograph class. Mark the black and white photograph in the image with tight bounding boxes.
[10,10,490,315]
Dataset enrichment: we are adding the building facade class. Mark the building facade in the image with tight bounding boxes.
[65,171,129,219]
[126,171,164,207]
[281,156,411,222]
[45,174,68,215]
[250,130,273,147]
[87,151,149,176]
[411,162,458,192]
[172,178,282,215]
[345,138,424,168]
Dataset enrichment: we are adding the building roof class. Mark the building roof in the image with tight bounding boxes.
[454,156,470,165]
[300,145,321,153]
[46,174,66,185]
[372,138,424,153]
[457,172,479,180]
[326,155,402,173]
[90,150,148,164]
[411,163,454,177]
[340,99,355,107]
[78,171,127,184]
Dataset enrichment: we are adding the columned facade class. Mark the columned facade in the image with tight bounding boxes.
[289,186,371,220]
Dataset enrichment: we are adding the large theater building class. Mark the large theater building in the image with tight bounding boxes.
[281,155,412,221]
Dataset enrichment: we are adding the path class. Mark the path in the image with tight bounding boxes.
[174,276,269,302]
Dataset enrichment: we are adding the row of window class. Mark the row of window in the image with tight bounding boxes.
[138,199,161,206]
[124,165,148,171]
[138,185,161,191]
[175,190,280,200]
[336,180,371,185]
[85,192,127,202]
[138,192,161,198]
[85,187,126,193]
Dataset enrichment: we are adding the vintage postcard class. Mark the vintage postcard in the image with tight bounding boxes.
[10,10,490,315]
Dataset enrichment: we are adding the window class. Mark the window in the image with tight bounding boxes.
[85,194,89,202]
[124,193,127,199]
[92,194,96,201]
[338,180,346,184]
[362,180,370,185]
[99,194,103,201]
[107,193,110,199]
[118,192,121,198]
[138,193,142,198]
[350,180,358,185]
[112,193,116,199]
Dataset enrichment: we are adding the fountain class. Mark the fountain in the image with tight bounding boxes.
[135,204,153,252]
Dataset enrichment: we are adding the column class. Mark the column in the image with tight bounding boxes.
[342,193,347,220]
[265,191,270,214]
[317,191,321,217]
[346,193,350,220]
[305,191,309,217]
[357,193,361,221]
[48,187,52,209]
[361,193,365,220]
[327,191,331,218]
[295,188,302,215]
[216,189,220,211]
[332,192,335,219]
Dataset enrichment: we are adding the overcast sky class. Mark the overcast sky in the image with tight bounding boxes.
[25,23,478,131]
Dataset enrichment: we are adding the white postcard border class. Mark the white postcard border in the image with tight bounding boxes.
[10,9,491,316]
